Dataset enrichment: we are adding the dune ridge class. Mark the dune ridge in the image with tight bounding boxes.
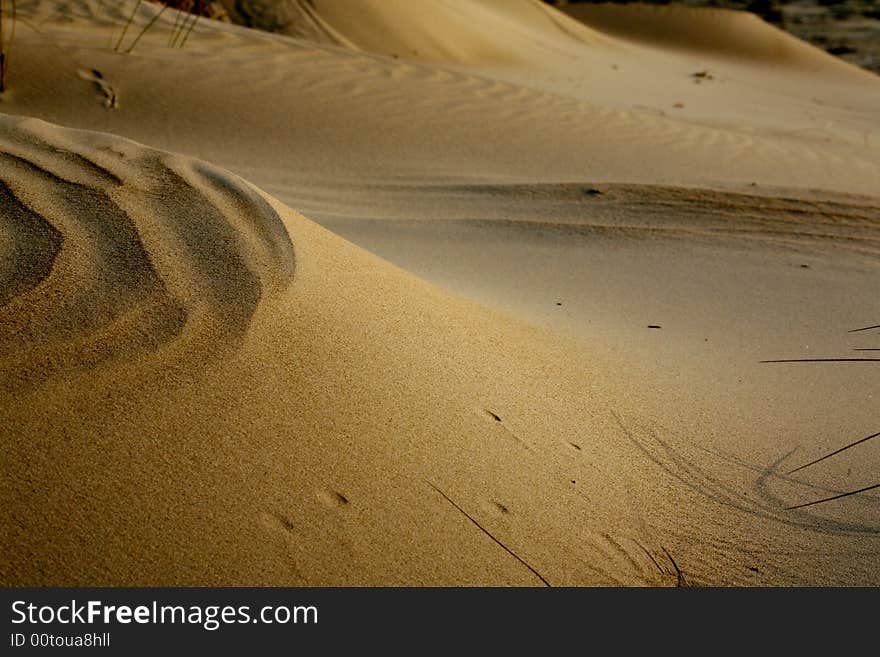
[219,0,615,66]
[2,114,878,588]
[560,2,877,79]
[7,0,877,200]
[222,0,876,85]
[0,116,294,392]
[0,115,681,586]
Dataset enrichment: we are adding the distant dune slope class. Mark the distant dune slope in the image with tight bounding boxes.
[4,1,879,198]
[559,3,873,78]
[219,0,875,82]
[218,0,613,65]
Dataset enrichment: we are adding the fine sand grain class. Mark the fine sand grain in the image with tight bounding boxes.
[1,0,878,586]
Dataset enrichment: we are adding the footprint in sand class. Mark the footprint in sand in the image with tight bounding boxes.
[318,489,350,508]
[76,68,119,109]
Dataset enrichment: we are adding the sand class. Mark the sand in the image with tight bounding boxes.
[1,0,878,586]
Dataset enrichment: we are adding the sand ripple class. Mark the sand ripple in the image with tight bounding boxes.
[0,115,295,390]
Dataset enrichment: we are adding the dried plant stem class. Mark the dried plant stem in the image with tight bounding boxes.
[170,10,192,48]
[168,5,187,46]
[786,483,880,511]
[1,1,5,92]
[849,324,880,333]
[115,0,143,52]
[125,2,170,54]
[787,430,880,475]
[0,0,16,93]
[178,10,200,48]
[760,358,880,363]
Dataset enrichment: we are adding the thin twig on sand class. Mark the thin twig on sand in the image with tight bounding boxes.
[849,324,880,333]
[787,430,880,475]
[428,481,551,586]
[167,2,187,46]
[178,9,201,48]
[661,546,687,587]
[0,0,17,92]
[786,483,880,511]
[760,358,880,363]
[115,0,143,52]
[125,2,170,54]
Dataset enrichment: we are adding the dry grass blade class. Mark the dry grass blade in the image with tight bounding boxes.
[167,4,187,46]
[177,9,200,48]
[760,358,880,363]
[171,10,193,48]
[848,324,880,333]
[786,483,880,511]
[125,2,170,54]
[428,482,551,586]
[787,430,880,474]
[115,0,143,52]
[660,546,686,587]
[763,322,880,362]
[0,0,4,92]
[0,0,16,93]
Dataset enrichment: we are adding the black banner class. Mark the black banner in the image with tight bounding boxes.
[0,587,874,652]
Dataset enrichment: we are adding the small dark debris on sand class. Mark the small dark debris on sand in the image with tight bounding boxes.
[826,45,857,56]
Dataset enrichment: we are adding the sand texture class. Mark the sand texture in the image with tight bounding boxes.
[1,0,878,586]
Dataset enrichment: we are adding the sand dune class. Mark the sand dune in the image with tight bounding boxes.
[217,0,879,139]
[0,115,683,586]
[220,0,617,66]
[0,116,294,390]
[560,3,875,78]
[7,0,879,196]
[1,0,878,586]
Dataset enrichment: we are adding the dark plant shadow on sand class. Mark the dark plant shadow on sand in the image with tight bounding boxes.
[611,411,879,537]
[755,322,879,522]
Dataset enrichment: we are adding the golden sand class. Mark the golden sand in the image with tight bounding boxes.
[1,0,878,586]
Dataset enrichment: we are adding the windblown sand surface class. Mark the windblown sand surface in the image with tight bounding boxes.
[1,0,878,586]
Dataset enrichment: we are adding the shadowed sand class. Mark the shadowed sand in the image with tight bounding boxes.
[0,118,295,390]
[1,0,878,586]
[0,115,689,586]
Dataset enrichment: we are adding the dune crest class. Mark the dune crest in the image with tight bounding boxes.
[0,115,294,391]
[560,3,874,79]
[220,0,612,65]
[1,116,685,586]
[221,0,876,84]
